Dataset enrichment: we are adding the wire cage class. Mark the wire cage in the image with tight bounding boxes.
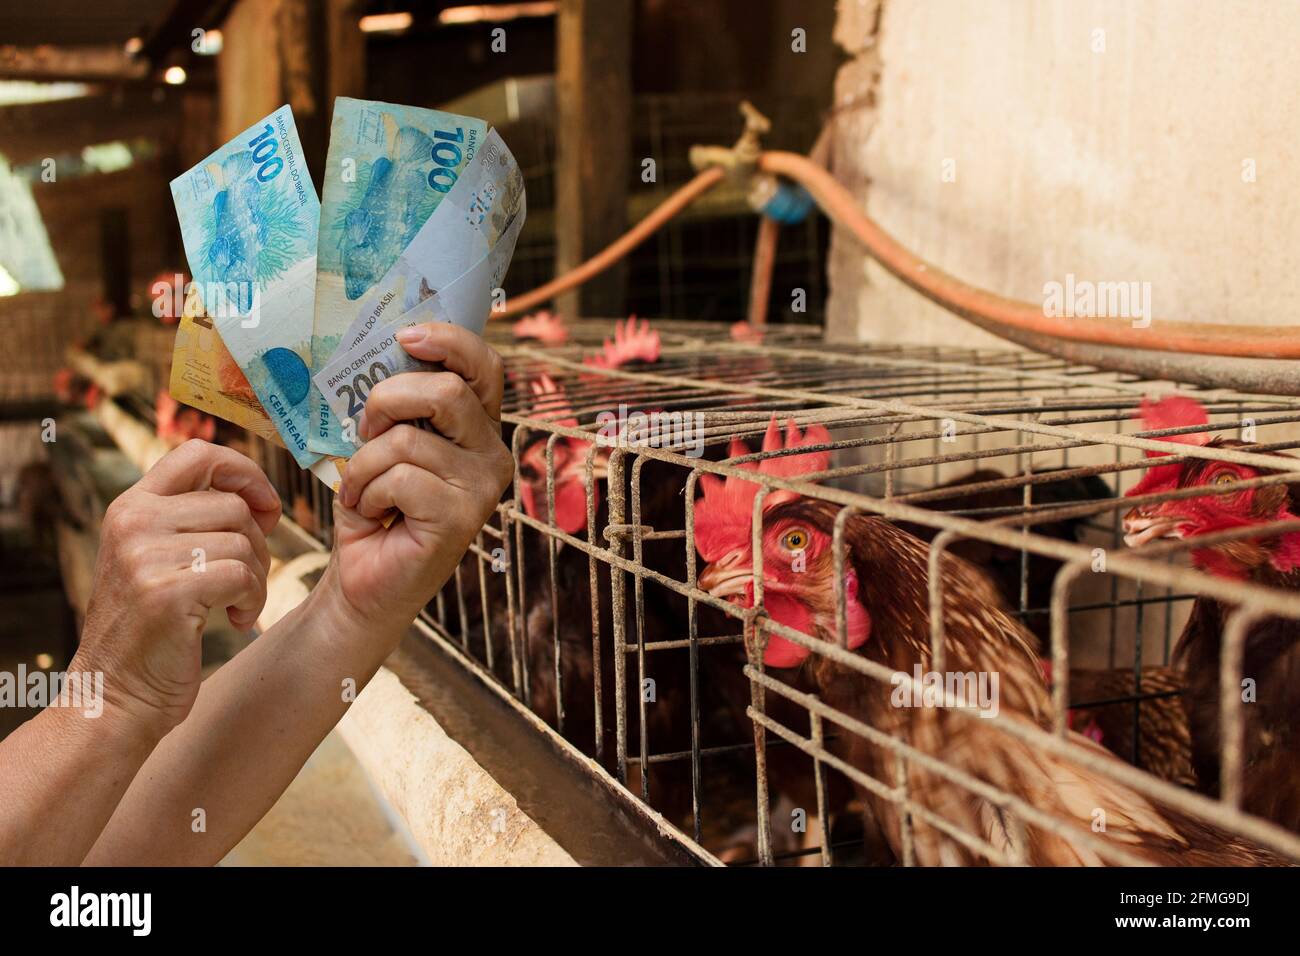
[252,319,1300,866]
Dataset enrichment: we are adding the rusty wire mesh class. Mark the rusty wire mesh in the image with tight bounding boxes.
[253,320,1300,866]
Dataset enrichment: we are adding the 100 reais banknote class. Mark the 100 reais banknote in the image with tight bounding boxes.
[170,104,321,467]
[309,97,488,458]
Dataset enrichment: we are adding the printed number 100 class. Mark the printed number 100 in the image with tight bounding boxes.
[247,124,284,182]
[428,128,464,193]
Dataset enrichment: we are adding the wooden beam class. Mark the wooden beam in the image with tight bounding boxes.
[139,0,238,65]
[325,0,367,105]
[0,89,185,164]
[0,45,148,83]
[554,0,632,319]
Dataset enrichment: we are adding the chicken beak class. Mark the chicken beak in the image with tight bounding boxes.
[1122,506,1183,547]
[699,551,753,599]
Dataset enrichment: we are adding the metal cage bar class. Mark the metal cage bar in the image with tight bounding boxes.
[256,320,1300,865]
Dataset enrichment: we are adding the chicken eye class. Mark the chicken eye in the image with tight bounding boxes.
[1213,471,1238,486]
[780,528,809,551]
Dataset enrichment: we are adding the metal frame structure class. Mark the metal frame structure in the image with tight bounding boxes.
[252,320,1300,866]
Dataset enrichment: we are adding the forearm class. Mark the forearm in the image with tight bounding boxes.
[0,694,159,865]
[83,566,407,866]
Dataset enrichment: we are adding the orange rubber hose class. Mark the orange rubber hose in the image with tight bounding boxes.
[499,149,1300,361]
[496,167,725,319]
[757,151,1300,360]
[746,214,780,328]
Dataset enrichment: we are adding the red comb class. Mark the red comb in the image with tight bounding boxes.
[52,368,74,402]
[730,321,765,343]
[1125,396,1211,498]
[527,374,579,428]
[1137,396,1211,457]
[694,416,833,562]
[156,389,179,434]
[585,315,661,369]
[512,310,569,345]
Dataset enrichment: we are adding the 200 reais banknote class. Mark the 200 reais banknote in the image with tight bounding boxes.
[314,199,525,451]
[310,97,488,457]
[312,296,452,451]
[170,104,321,467]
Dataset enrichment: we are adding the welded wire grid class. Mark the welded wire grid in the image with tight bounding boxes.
[254,320,1300,866]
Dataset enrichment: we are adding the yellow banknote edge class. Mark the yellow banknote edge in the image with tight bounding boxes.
[169,287,286,449]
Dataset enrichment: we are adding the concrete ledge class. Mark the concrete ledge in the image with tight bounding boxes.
[258,538,577,866]
[336,668,576,866]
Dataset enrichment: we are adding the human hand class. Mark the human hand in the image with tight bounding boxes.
[330,323,514,635]
[76,440,280,739]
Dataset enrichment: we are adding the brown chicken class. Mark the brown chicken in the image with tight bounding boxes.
[693,418,1286,864]
[1060,664,1195,788]
[895,467,1194,786]
[1123,395,1300,828]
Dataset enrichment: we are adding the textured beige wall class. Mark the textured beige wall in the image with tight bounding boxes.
[823,1,1300,664]
[828,0,1300,347]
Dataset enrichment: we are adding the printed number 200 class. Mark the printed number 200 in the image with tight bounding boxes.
[335,363,391,420]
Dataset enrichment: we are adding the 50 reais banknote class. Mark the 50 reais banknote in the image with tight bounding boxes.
[170,104,321,467]
[310,97,488,458]
[169,283,285,448]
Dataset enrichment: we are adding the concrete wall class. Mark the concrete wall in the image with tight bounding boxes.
[824,0,1300,665]
[827,0,1300,348]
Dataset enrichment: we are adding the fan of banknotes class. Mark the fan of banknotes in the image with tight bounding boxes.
[167,98,526,488]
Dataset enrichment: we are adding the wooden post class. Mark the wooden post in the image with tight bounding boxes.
[218,0,365,178]
[555,0,632,320]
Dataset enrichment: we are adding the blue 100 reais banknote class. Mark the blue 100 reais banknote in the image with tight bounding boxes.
[170,104,321,467]
[309,97,488,458]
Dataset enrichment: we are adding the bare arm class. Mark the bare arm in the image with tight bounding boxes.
[0,696,160,866]
[83,324,511,866]
[82,566,401,865]
[0,441,278,865]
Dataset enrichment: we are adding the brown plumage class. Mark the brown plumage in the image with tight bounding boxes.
[895,467,1114,645]
[890,468,1195,786]
[1174,590,1300,825]
[698,491,1288,865]
[1122,397,1300,829]
[1065,665,1195,788]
